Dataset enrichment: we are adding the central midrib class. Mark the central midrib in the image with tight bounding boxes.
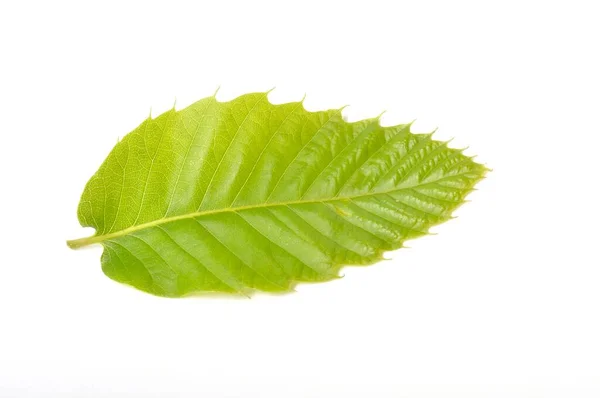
[66,172,468,249]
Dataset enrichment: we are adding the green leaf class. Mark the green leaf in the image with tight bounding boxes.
[68,91,487,297]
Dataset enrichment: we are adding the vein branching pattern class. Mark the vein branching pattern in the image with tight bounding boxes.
[68,92,487,297]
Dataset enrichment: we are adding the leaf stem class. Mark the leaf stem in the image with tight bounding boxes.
[67,235,105,249]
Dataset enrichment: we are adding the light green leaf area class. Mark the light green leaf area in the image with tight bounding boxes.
[68,92,487,297]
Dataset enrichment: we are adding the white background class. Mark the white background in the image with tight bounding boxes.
[1,1,599,397]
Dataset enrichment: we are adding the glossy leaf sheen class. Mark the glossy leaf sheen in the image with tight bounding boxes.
[68,92,487,297]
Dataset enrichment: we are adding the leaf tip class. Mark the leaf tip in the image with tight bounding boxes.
[212,85,221,98]
[376,110,387,124]
[406,118,417,131]
[337,104,350,120]
[443,137,455,146]
[427,127,439,138]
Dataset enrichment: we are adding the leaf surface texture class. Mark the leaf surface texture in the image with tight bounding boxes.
[69,92,487,297]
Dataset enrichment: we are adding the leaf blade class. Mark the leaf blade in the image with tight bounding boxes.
[69,92,487,297]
